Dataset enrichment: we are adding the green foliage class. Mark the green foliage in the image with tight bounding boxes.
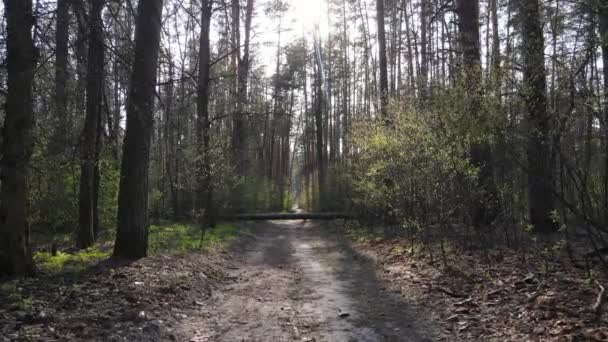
[29,140,120,235]
[148,222,244,254]
[348,103,479,228]
[33,247,110,273]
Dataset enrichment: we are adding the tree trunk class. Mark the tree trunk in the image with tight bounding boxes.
[376,0,389,121]
[313,30,326,210]
[196,0,214,230]
[113,0,164,259]
[456,0,500,228]
[0,0,36,277]
[51,0,70,153]
[232,0,244,175]
[600,0,608,222]
[520,0,556,233]
[490,0,501,98]
[77,0,104,249]
[419,0,428,101]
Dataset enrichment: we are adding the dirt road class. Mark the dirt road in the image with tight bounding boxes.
[180,220,439,341]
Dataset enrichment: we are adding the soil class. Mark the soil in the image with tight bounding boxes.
[3,219,607,341]
[180,220,441,341]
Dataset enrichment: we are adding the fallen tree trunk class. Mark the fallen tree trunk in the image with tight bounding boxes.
[226,212,353,221]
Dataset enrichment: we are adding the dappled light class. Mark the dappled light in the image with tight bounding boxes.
[1,0,608,340]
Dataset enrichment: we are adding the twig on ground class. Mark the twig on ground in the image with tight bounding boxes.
[434,285,466,298]
[592,280,605,318]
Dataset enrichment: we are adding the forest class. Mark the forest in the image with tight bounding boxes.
[0,0,608,340]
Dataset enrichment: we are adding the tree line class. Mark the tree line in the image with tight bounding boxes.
[1,0,607,276]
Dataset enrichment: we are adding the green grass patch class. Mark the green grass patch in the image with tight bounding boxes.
[149,222,244,254]
[29,222,243,273]
[33,247,110,273]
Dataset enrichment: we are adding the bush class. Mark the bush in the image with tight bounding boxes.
[348,104,479,233]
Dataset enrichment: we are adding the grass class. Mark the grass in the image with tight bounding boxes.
[31,222,244,273]
[149,222,244,254]
[33,247,110,273]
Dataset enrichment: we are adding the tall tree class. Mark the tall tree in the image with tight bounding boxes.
[77,0,104,249]
[376,0,389,120]
[419,0,428,101]
[600,0,608,220]
[231,0,243,172]
[232,0,255,210]
[313,28,326,209]
[196,0,214,230]
[520,0,555,232]
[51,0,70,152]
[456,0,499,227]
[113,0,164,259]
[0,0,36,276]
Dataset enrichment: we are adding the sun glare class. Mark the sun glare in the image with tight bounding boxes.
[292,0,329,34]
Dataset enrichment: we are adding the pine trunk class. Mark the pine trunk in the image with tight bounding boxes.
[77,0,104,249]
[520,0,556,233]
[113,0,164,259]
[0,0,36,277]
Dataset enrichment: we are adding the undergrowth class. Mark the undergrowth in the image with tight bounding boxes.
[32,222,244,274]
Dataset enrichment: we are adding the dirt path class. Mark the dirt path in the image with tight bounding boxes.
[180,220,439,341]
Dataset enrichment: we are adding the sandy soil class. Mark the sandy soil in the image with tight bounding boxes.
[179,220,440,342]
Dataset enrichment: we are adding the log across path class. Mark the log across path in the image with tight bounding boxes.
[227,212,353,220]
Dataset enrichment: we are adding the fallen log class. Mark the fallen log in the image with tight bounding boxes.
[225,212,353,221]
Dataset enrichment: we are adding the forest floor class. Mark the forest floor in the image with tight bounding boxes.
[179,220,440,341]
[2,219,608,341]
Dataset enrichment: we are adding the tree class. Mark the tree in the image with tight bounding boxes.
[456,0,499,227]
[51,0,70,153]
[77,0,104,249]
[376,0,388,120]
[520,0,556,232]
[313,27,327,210]
[113,0,164,259]
[0,0,36,276]
[196,0,214,231]
[600,0,608,219]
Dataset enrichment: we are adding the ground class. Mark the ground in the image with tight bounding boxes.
[180,220,439,341]
[1,219,608,341]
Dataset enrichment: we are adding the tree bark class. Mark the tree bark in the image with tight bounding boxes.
[113,0,164,259]
[0,0,36,276]
[456,0,500,228]
[313,29,326,210]
[520,0,556,232]
[77,0,104,249]
[196,0,214,229]
[419,0,429,101]
[51,0,70,153]
[600,0,608,222]
[376,0,389,120]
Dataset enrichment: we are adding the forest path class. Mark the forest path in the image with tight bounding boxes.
[180,220,438,341]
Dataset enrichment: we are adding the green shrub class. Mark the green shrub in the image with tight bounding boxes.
[33,247,110,273]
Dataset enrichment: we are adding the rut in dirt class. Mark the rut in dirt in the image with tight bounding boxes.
[182,220,439,342]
